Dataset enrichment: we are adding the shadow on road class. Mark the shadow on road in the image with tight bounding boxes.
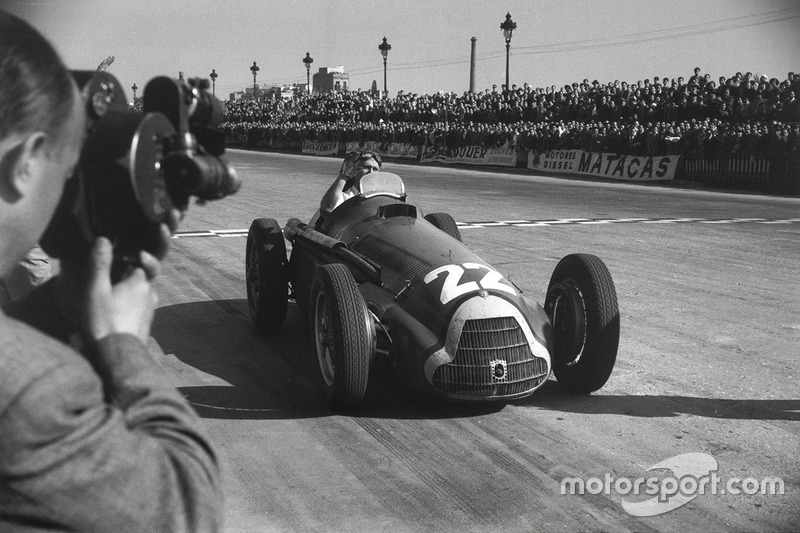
[152,299,504,421]
[518,380,800,421]
[153,299,798,423]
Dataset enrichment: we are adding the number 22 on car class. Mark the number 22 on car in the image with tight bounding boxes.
[423,263,517,305]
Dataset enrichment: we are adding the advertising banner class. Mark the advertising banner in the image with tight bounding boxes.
[345,141,381,154]
[302,140,339,156]
[421,144,518,167]
[528,149,680,181]
[386,143,419,160]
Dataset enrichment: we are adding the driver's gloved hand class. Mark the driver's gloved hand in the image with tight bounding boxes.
[339,151,362,179]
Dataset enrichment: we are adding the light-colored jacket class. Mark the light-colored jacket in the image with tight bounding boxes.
[0,292,222,532]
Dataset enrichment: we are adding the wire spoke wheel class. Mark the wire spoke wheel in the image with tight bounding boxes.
[311,264,374,409]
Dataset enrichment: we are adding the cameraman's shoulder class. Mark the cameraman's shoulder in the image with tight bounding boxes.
[0,313,98,417]
[1,307,63,347]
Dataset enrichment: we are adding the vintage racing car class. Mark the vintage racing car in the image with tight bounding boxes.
[245,172,619,408]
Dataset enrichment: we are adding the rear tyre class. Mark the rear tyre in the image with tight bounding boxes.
[425,212,462,242]
[246,218,289,332]
[311,263,373,409]
[545,254,619,394]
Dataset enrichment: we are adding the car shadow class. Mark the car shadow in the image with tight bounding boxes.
[152,299,505,421]
[517,380,800,421]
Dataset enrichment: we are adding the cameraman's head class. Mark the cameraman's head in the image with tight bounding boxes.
[0,11,86,275]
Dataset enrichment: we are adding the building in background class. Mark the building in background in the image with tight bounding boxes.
[229,83,306,101]
[227,65,350,100]
[313,66,349,93]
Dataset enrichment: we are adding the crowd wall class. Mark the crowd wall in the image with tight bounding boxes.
[223,133,799,194]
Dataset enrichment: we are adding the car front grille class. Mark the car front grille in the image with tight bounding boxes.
[432,316,548,398]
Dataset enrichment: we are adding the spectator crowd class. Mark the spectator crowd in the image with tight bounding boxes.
[219,68,800,162]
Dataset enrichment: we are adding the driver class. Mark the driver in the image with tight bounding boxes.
[319,150,382,216]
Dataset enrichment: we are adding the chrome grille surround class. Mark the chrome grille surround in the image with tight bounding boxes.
[425,295,551,400]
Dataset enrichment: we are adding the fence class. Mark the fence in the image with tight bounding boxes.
[678,153,798,193]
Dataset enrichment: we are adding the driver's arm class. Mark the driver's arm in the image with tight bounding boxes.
[320,173,350,216]
[321,152,365,215]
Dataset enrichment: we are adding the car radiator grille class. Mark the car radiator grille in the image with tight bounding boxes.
[432,316,548,398]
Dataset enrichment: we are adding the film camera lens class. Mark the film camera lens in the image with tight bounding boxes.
[41,71,240,270]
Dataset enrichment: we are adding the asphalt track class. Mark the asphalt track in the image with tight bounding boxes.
[153,149,799,532]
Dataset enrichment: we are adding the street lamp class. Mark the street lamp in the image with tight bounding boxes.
[250,61,260,99]
[209,69,218,97]
[302,52,314,94]
[131,83,138,104]
[500,12,516,90]
[378,36,391,97]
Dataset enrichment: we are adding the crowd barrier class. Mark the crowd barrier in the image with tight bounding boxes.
[226,134,799,194]
[680,153,797,192]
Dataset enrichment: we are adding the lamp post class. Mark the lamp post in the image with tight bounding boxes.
[209,69,218,97]
[131,83,138,104]
[302,52,314,94]
[250,61,260,99]
[500,12,516,90]
[378,36,391,97]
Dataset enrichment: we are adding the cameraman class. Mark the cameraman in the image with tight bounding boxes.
[0,11,221,532]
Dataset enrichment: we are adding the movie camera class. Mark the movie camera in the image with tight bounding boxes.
[41,70,240,274]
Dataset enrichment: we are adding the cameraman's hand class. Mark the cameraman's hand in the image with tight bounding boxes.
[84,237,159,343]
[152,210,183,259]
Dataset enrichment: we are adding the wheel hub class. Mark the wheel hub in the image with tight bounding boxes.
[315,292,336,386]
[548,280,587,366]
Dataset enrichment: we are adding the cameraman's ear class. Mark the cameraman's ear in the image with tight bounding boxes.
[0,133,47,202]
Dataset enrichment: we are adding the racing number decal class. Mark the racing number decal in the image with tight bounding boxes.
[423,263,516,305]
[424,264,478,304]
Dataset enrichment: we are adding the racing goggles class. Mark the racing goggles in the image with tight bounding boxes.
[355,151,382,166]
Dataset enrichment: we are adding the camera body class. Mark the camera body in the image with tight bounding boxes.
[41,71,240,268]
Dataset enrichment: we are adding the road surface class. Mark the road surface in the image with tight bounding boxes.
[151,150,799,532]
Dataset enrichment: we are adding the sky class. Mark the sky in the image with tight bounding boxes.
[5,0,800,101]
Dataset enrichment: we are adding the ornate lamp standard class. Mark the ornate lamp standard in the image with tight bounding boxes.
[209,69,218,97]
[302,52,314,93]
[250,61,260,99]
[378,36,391,97]
[500,12,517,90]
[131,83,138,103]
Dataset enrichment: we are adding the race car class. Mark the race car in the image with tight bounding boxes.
[245,171,619,408]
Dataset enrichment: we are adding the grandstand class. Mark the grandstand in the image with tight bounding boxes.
[217,70,800,193]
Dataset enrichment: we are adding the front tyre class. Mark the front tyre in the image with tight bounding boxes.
[424,212,463,242]
[545,254,619,394]
[246,218,288,332]
[311,263,374,409]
